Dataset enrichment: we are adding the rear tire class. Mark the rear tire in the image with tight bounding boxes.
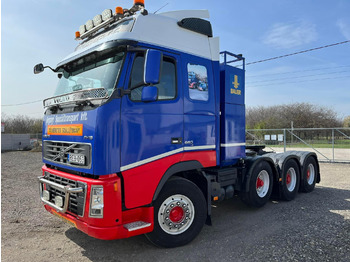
[146,178,207,248]
[300,157,318,193]
[280,159,300,201]
[240,161,273,208]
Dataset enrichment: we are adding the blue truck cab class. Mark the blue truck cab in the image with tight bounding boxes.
[36,1,320,248]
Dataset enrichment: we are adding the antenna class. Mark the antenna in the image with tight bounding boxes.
[154,2,169,14]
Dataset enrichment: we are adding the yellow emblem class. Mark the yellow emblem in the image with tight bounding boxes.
[230,75,241,95]
[233,75,240,89]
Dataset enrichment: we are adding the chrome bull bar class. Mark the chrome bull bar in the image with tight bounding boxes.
[38,176,84,213]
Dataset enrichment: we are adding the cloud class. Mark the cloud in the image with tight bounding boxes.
[263,21,317,49]
[336,19,350,40]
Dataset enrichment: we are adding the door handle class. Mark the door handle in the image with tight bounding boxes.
[171,137,182,144]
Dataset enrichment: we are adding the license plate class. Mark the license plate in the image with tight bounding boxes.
[68,153,85,165]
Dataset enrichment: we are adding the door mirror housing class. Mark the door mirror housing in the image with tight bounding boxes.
[34,63,44,74]
[144,49,162,85]
[141,85,158,102]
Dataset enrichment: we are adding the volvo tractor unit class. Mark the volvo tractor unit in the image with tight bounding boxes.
[35,0,320,247]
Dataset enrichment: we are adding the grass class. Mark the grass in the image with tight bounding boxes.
[262,143,350,149]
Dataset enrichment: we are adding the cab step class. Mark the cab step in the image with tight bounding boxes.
[124,221,152,232]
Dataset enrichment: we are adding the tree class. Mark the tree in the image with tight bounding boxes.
[246,103,342,129]
[1,114,43,134]
[343,116,350,128]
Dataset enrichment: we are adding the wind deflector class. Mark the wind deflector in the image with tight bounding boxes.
[56,40,137,69]
[177,18,213,37]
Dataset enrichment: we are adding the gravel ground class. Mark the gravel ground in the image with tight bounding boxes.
[1,151,350,262]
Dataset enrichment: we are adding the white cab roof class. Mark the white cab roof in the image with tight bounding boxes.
[58,10,219,66]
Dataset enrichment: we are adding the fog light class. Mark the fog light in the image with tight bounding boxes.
[90,186,104,218]
[43,190,50,201]
[55,196,63,208]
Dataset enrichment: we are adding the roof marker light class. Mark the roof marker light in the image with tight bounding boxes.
[134,0,145,6]
[75,31,81,38]
[85,20,94,31]
[79,25,86,35]
[115,6,123,15]
[102,9,113,21]
[93,14,103,26]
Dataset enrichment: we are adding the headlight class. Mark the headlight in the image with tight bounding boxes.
[89,186,104,218]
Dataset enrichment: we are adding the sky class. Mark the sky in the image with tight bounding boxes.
[1,0,350,119]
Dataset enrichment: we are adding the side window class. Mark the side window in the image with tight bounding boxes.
[129,54,176,101]
[187,63,208,101]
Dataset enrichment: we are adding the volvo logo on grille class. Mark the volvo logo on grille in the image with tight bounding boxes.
[52,143,78,161]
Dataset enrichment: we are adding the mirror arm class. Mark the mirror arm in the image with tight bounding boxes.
[44,66,58,73]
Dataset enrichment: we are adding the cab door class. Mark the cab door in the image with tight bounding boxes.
[120,50,183,208]
[183,56,216,156]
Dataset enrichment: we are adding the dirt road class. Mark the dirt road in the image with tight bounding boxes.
[1,151,350,261]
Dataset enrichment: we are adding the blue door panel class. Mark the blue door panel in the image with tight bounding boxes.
[121,113,183,166]
[184,115,216,147]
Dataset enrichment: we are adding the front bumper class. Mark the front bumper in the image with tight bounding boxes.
[39,165,153,240]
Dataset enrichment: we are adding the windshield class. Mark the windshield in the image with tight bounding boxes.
[54,51,125,97]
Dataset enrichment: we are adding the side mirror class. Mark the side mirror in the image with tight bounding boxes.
[141,85,158,102]
[144,49,162,85]
[34,63,44,74]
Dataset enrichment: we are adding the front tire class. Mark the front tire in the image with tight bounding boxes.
[146,178,207,248]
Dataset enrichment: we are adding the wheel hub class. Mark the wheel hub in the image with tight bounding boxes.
[256,170,270,198]
[256,178,264,188]
[158,194,194,235]
[286,173,291,184]
[169,206,184,223]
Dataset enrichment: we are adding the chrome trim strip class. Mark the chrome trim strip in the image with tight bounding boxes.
[184,145,216,151]
[38,177,84,214]
[120,145,216,172]
[220,143,246,147]
[43,87,108,108]
[120,148,183,171]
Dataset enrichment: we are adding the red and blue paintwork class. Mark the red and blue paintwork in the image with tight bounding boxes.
[41,42,245,239]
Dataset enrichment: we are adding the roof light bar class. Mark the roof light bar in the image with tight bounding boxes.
[75,1,147,41]
[102,9,113,21]
[85,20,94,31]
[93,14,103,26]
[79,25,86,35]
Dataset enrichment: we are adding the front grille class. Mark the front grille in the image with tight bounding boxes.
[43,141,91,168]
[45,172,86,216]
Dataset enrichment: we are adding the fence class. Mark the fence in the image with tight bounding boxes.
[246,128,350,163]
[20,130,350,162]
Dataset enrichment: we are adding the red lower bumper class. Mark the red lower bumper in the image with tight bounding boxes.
[41,166,154,240]
[45,205,154,240]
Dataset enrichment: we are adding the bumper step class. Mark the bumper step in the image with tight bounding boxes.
[123,221,152,232]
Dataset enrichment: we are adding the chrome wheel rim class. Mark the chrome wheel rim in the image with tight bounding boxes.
[158,194,194,235]
[256,170,270,198]
[306,164,315,185]
[286,167,297,192]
